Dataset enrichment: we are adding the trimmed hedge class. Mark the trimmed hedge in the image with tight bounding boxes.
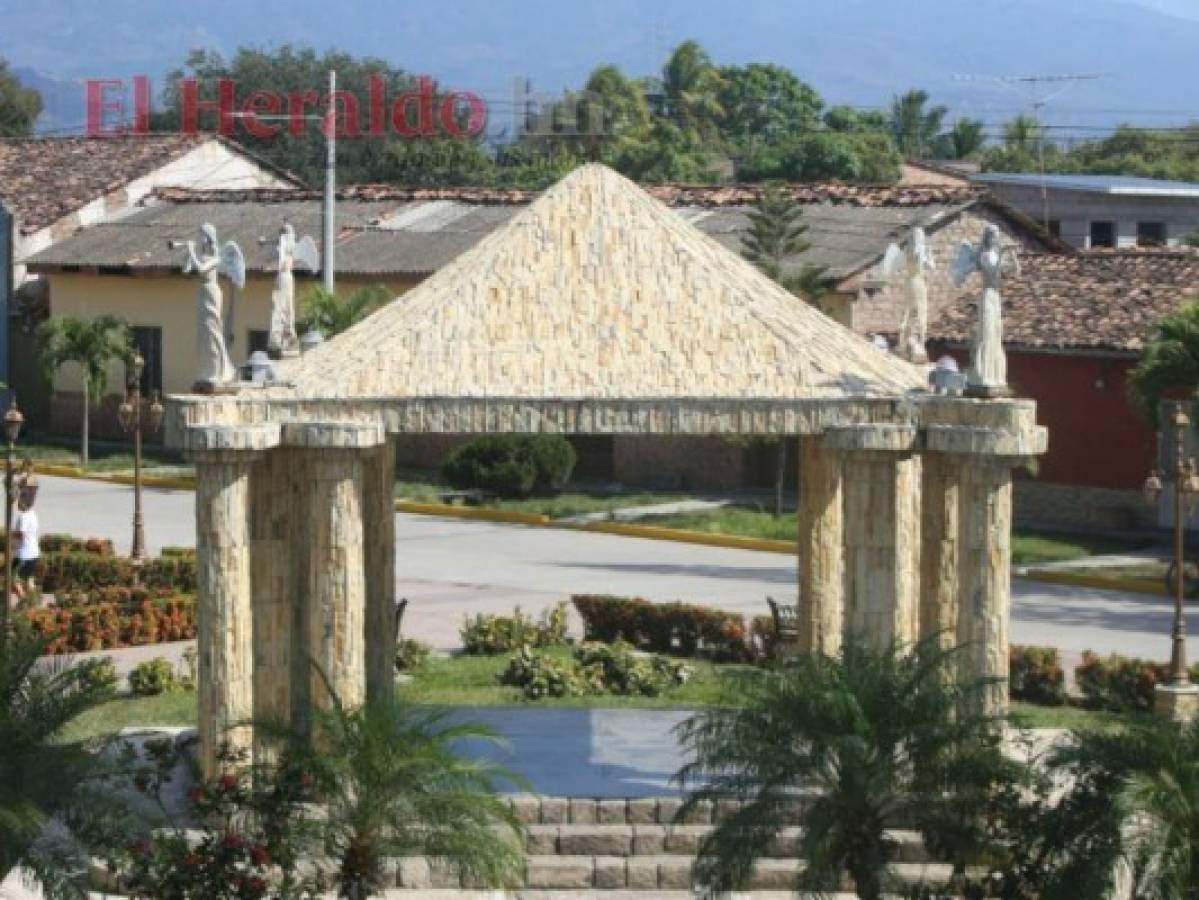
[573,595,751,662]
[37,552,196,594]
[441,434,576,498]
[1009,645,1067,706]
[40,534,114,556]
[1073,651,1199,713]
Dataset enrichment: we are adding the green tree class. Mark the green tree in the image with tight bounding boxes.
[37,314,130,467]
[0,58,41,137]
[890,89,948,158]
[0,635,117,895]
[674,640,1015,900]
[301,284,391,338]
[716,63,823,142]
[602,120,717,183]
[1131,301,1199,426]
[152,46,494,185]
[1002,114,1044,154]
[940,118,987,159]
[824,104,889,134]
[280,688,526,898]
[739,130,901,184]
[660,41,725,135]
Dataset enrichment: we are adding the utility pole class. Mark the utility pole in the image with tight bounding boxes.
[323,69,336,294]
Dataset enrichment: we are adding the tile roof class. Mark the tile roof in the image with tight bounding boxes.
[929,249,1199,353]
[275,164,928,403]
[29,181,1032,283]
[0,134,302,235]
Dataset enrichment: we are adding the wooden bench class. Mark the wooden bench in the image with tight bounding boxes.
[438,489,494,507]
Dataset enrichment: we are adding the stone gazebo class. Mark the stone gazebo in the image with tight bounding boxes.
[165,165,1046,775]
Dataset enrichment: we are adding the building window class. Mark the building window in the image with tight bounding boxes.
[129,326,162,396]
[1137,221,1166,247]
[247,330,269,355]
[1089,221,1116,248]
[1047,220,1061,238]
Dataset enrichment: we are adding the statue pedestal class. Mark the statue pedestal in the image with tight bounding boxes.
[1155,682,1199,724]
[965,383,1013,399]
[192,380,241,396]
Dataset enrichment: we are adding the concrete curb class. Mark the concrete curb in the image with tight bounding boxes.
[1018,569,1167,597]
[395,500,552,526]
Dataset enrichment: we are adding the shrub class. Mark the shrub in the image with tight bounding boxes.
[22,594,198,654]
[36,551,196,594]
[502,642,691,700]
[461,603,568,655]
[441,434,576,498]
[1072,651,1199,713]
[76,656,118,692]
[129,657,178,696]
[395,639,432,671]
[573,595,751,662]
[40,534,114,556]
[1009,645,1067,706]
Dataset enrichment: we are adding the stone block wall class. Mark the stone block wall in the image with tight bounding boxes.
[1014,480,1153,534]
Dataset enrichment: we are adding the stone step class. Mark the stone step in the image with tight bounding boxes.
[505,795,819,827]
[395,854,954,892]
[524,824,930,863]
[380,892,864,899]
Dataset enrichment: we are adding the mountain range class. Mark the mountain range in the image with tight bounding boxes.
[3,0,1197,136]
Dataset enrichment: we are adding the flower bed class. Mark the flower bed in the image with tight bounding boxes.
[37,552,196,594]
[573,594,752,662]
[21,591,196,654]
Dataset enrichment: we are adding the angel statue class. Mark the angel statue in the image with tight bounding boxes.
[268,221,320,358]
[952,224,1019,397]
[174,223,246,392]
[882,226,936,363]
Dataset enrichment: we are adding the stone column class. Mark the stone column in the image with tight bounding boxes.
[250,448,296,749]
[364,438,397,703]
[826,426,921,651]
[306,449,368,713]
[193,450,257,777]
[919,453,962,648]
[797,435,844,655]
[957,462,1013,713]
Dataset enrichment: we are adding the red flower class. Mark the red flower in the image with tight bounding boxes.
[184,852,201,867]
[219,774,237,791]
[222,832,246,850]
[250,842,270,866]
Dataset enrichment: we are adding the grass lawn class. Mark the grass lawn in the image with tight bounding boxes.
[20,435,185,473]
[647,507,798,542]
[394,469,688,519]
[61,653,1136,744]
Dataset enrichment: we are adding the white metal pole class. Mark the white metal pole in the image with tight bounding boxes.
[323,69,336,294]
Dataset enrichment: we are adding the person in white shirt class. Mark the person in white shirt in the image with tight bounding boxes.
[12,494,39,603]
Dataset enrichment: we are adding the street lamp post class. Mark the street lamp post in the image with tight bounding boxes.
[2,398,23,649]
[1144,401,1199,689]
[118,356,164,571]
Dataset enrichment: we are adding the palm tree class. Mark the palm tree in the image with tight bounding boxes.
[946,118,986,159]
[37,314,131,467]
[674,639,1015,900]
[0,634,117,895]
[276,685,526,899]
[1131,301,1199,426]
[890,89,948,159]
[1003,115,1044,154]
[660,41,724,134]
[1026,718,1199,899]
[301,285,391,339]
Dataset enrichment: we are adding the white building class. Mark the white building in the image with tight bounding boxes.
[972,172,1199,250]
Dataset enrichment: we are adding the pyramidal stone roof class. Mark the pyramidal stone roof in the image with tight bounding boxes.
[279,164,927,403]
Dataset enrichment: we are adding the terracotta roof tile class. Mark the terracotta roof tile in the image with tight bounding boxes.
[930,249,1199,353]
[0,134,302,235]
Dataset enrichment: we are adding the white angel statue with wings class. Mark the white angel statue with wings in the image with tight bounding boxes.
[176,223,246,391]
[952,224,1019,396]
[882,226,935,363]
[268,221,320,358]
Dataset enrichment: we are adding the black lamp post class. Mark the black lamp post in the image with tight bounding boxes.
[118,356,163,569]
[2,397,24,649]
[1143,400,1199,685]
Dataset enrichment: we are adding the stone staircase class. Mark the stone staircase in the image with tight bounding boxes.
[380,795,956,898]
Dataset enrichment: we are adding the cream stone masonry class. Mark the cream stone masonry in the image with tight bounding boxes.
[166,165,1046,775]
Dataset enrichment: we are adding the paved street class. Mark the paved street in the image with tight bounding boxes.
[32,475,1199,668]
